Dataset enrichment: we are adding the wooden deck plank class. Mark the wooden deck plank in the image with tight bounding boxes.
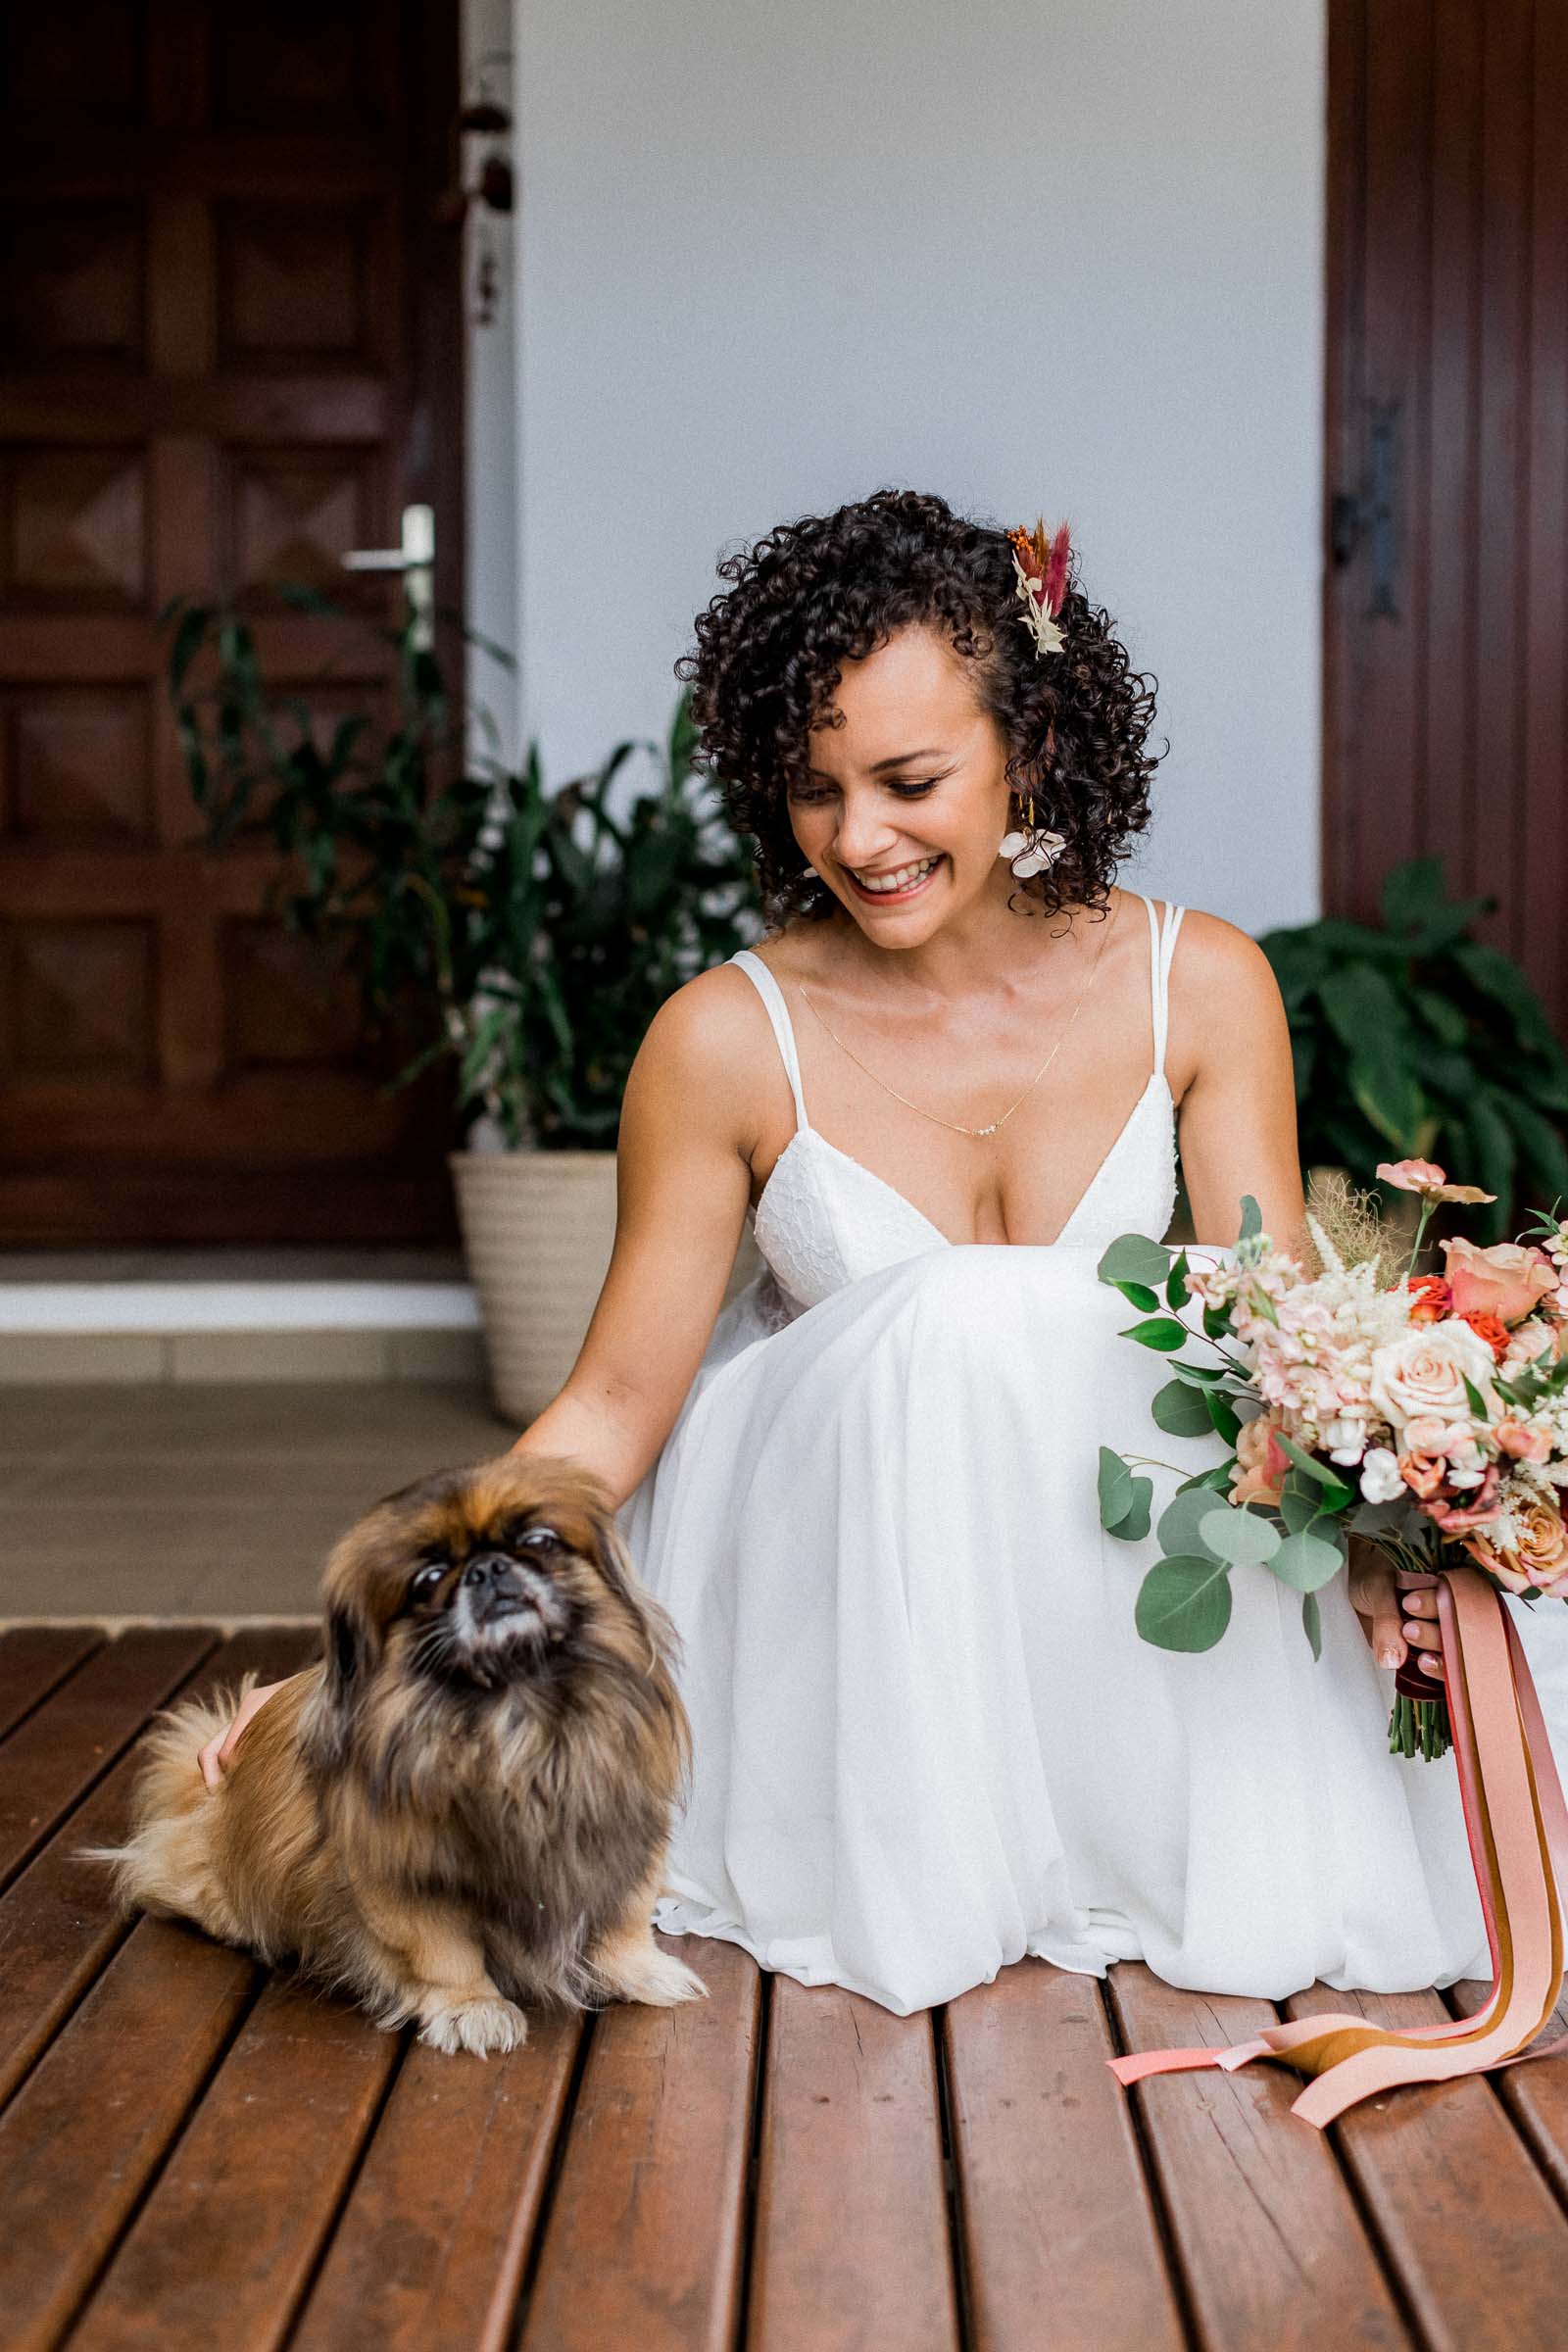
[0,1917,259,2351]
[0,1626,104,1740]
[0,1625,223,1889]
[292,2011,583,2352]
[0,1628,319,2106]
[68,1975,402,2352]
[1106,1967,1409,2352]
[1284,1982,1568,2352]
[519,1936,760,2352]
[747,1974,960,2352]
[943,1960,1185,2352]
[1449,1976,1568,2209]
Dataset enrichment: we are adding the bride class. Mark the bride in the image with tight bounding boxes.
[198,488,1488,2012]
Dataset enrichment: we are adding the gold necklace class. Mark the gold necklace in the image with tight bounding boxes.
[795,902,1116,1139]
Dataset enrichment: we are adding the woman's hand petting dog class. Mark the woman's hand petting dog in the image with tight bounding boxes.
[198,1676,292,1788]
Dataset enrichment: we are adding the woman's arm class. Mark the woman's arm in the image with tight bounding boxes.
[1165,912,1444,1673]
[200,966,768,1783]
[1165,913,1309,1262]
[506,963,763,1502]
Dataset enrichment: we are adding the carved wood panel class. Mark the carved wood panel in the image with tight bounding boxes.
[0,0,465,1243]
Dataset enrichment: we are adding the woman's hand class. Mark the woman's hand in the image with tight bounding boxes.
[1347,1551,1444,1679]
[197,1676,292,1790]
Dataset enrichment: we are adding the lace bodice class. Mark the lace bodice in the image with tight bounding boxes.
[730,893,1185,1317]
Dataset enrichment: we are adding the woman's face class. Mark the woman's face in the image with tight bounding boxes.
[789,623,1014,933]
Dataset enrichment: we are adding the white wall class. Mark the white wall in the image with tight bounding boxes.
[505,0,1326,934]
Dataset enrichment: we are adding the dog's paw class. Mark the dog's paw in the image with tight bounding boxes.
[600,1940,710,2008]
[417,1993,529,2058]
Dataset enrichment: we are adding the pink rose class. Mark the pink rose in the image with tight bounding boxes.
[1398,1449,1447,1500]
[1442,1238,1557,1328]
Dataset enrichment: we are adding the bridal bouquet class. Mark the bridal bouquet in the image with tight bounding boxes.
[1096,1158,1568,1759]
[1099,1160,1568,2129]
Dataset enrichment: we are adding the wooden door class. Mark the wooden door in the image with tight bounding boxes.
[0,1,465,1245]
[1324,0,1568,1025]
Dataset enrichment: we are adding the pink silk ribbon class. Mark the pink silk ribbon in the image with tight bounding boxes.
[1106,1566,1568,2127]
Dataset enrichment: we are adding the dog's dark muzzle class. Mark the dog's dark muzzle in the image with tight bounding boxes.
[461,1552,534,1626]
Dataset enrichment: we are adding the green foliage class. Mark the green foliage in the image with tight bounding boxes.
[164,590,763,1148]
[1257,856,1568,1242]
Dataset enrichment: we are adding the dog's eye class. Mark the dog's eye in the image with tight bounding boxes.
[410,1563,447,1601]
[517,1526,562,1550]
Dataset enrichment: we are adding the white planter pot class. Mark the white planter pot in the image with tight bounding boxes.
[450,1147,764,1425]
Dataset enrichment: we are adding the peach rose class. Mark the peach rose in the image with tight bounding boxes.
[1230,1410,1291,1508]
[1442,1238,1557,1328]
[1368,1320,1499,1432]
[1397,1449,1447,1499]
[1462,1494,1568,1594]
[1495,1419,1551,1463]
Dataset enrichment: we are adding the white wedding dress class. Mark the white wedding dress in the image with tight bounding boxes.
[616,892,1516,2015]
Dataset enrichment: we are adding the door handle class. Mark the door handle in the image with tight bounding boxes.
[343,503,435,650]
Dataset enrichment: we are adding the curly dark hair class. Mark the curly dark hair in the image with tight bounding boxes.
[677,487,1165,930]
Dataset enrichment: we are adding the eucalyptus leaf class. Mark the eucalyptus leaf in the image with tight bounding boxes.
[1105,1477,1153,1543]
[1098,1233,1174,1287]
[1266,1525,1346,1592]
[1135,1556,1234,1652]
[1097,1446,1134,1529]
[1151,1379,1216,1438]
[1198,1504,1282,1567]
[1156,1486,1229,1558]
[1301,1590,1323,1660]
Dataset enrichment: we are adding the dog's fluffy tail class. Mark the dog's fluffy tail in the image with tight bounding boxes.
[74,1673,262,1936]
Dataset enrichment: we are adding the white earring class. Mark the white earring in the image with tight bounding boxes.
[998,822,1065,879]
[801,862,818,878]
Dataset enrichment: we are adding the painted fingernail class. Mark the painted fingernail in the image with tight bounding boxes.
[1379,1645,1400,1667]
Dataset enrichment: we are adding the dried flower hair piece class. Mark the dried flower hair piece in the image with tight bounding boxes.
[1007,518,1071,659]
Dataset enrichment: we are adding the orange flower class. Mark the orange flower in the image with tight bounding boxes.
[1460,1308,1511,1361]
[1406,1274,1451,1325]
[1398,1449,1448,1499]
[1463,1496,1568,1594]
[1377,1158,1496,1203]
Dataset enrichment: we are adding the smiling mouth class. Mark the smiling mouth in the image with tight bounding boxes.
[844,854,945,905]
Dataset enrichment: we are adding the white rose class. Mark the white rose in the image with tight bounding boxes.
[1368,1319,1498,1432]
[1359,1446,1405,1504]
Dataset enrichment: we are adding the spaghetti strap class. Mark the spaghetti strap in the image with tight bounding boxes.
[1152,900,1185,1083]
[730,949,810,1133]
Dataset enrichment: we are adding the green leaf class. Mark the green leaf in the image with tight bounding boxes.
[1098,1233,1174,1288]
[1151,1378,1217,1437]
[1460,1370,1490,1421]
[1202,1388,1242,1447]
[1453,939,1559,1058]
[1492,1089,1568,1204]
[1111,1279,1160,1312]
[1239,1194,1262,1241]
[1097,1446,1134,1529]
[1198,1504,1281,1567]
[1118,1317,1191,1353]
[1267,1525,1346,1592]
[1105,1477,1154,1543]
[1279,1471,1323,1533]
[1164,1249,1192,1309]
[1175,1462,1241,1496]
[1275,1432,1354,1507]
[1135,1556,1234,1651]
[1301,1590,1323,1660]
[1156,1486,1230,1558]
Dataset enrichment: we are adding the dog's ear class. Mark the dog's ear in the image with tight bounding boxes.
[301,1602,374,1775]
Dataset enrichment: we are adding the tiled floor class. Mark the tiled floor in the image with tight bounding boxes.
[0,1382,514,1619]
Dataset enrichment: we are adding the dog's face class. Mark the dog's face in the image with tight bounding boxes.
[316,1454,668,1722]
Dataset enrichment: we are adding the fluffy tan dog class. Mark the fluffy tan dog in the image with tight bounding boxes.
[81,1454,708,2055]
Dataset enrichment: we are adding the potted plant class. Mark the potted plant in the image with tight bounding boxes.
[1256,857,1568,1256]
[167,591,767,1417]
